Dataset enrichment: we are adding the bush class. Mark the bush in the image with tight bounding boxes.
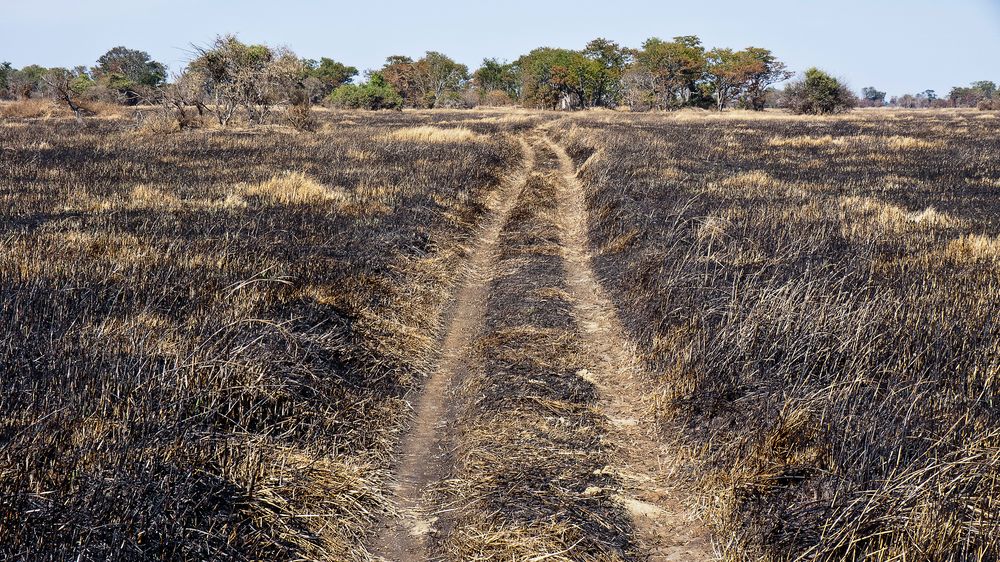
[480,90,514,107]
[978,98,1000,111]
[782,68,857,114]
[326,74,402,110]
[282,88,318,131]
[435,90,476,109]
[284,103,317,131]
[137,109,182,134]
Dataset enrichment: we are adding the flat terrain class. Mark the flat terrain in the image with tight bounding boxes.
[1,107,998,561]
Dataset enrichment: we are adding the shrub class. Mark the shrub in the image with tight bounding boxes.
[136,109,182,134]
[435,90,476,109]
[326,73,402,110]
[978,98,1000,111]
[782,68,857,114]
[480,89,514,107]
[283,89,317,131]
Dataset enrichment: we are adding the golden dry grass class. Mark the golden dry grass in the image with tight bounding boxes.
[0,99,66,119]
[768,134,847,148]
[389,125,486,143]
[240,171,352,206]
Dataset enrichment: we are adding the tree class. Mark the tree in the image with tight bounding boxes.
[473,58,519,103]
[379,52,468,108]
[892,90,941,108]
[782,67,857,114]
[380,56,419,106]
[327,72,402,110]
[704,48,759,110]
[413,52,469,108]
[40,67,91,121]
[737,47,792,110]
[970,80,997,99]
[159,70,211,127]
[583,38,631,107]
[631,36,707,110]
[8,64,47,99]
[949,81,997,107]
[515,47,596,109]
[93,46,166,104]
[0,62,12,98]
[861,86,886,106]
[302,57,357,102]
[189,35,304,126]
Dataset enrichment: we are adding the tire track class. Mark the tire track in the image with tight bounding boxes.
[542,134,717,561]
[370,136,533,562]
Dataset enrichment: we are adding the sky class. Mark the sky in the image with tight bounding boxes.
[2,0,999,97]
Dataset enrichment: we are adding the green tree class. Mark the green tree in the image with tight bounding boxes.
[93,46,166,104]
[301,57,357,102]
[583,38,630,107]
[474,58,519,101]
[737,47,792,110]
[304,57,357,86]
[971,80,997,98]
[379,52,468,108]
[413,52,469,108]
[69,66,96,95]
[861,86,887,106]
[782,67,857,114]
[950,81,996,107]
[40,67,94,120]
[327,72,402,110]
[380,56,419,106]
[515,47,595,109]
[631,36,707,109]
[0,62,12,97]
[8,64,47,98]
[704,48,762,110]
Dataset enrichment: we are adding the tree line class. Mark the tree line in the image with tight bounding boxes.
[858,81,999,110]
[2,35,996,126]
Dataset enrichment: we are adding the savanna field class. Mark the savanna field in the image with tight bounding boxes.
[1,104,999,561]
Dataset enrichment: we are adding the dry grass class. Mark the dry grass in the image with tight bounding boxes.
[240,171,351,206]
[5,104,996,560]
[0,98,67,119]
[882,134,941,150]
[768,134,846,148]
[390,125,486,143]
[767,134,940,150]
[551,109,1000,561]
[943,233,1000,263]
[0,110,525,560]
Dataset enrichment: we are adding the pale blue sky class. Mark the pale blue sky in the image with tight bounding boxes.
[2,0,998,97]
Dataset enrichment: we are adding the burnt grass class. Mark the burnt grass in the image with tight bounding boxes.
[0,111,522,560]
[445,142,636,560]
[3,105,999,561]
[551,110,1000,561]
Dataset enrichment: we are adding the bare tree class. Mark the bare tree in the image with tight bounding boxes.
[188,36,304,126]
[41,69,87,122]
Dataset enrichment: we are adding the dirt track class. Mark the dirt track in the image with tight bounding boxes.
[372,129,713,561]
